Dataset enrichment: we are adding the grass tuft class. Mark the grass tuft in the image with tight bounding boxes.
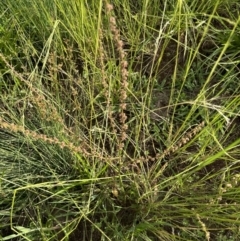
[0,0,240,240]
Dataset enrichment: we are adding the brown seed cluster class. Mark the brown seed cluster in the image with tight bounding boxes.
[0,117,91,156]
[0,53,66,129]
[105,1,129,149]
[98,27,118,135]
[141,121,206,168]
[156,121,206,160]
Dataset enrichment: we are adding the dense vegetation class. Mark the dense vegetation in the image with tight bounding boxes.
[0,0,240,240]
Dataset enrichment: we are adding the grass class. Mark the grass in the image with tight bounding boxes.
[0,0,240,240]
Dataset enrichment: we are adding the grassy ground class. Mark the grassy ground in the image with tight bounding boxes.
[0,0,240,240]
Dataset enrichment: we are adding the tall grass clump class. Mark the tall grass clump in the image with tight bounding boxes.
[0,0,240,240]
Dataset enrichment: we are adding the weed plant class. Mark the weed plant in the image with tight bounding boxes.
[0,0,240,240]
